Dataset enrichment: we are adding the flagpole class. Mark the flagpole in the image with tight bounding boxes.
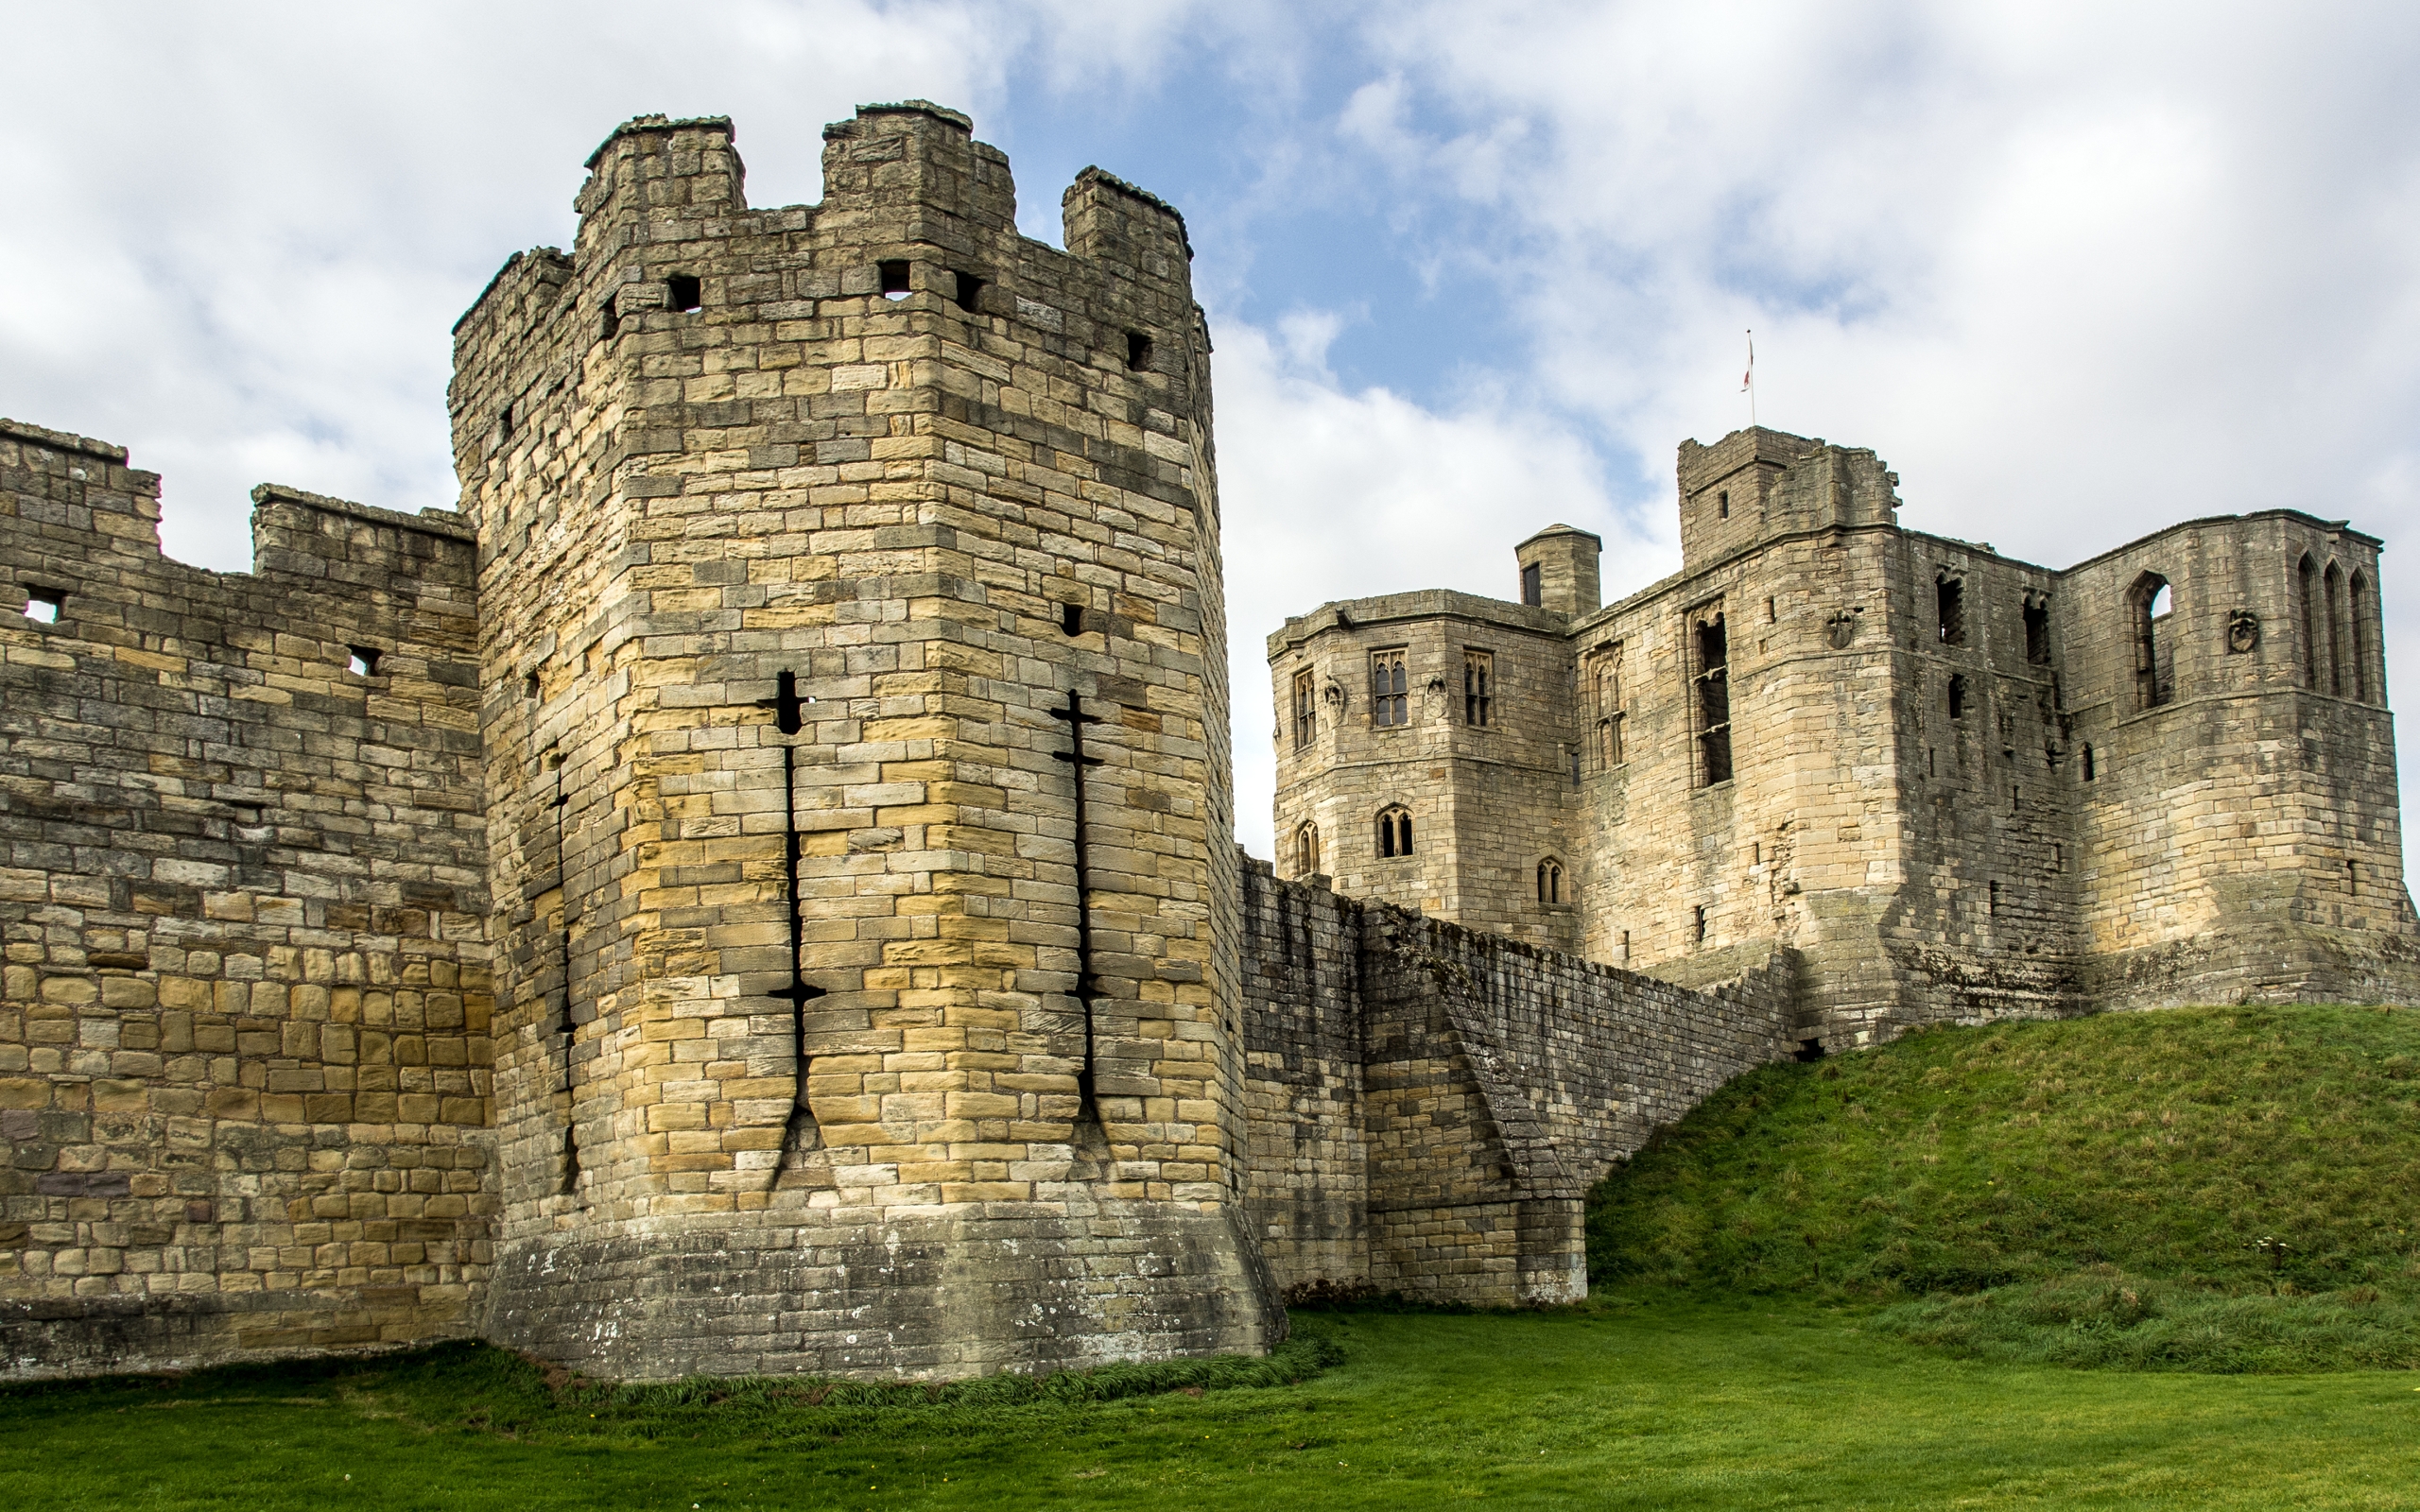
[1744,329,1756,430]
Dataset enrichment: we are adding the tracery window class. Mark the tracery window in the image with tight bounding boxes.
[1294,821,1320,876]
[1463,650,1494,727]
[1375,805,1413,859]
[1370,649,1409,728]
[1291,668,1317,749]
[1587,645,1624,769]
[1536,857,1564,904]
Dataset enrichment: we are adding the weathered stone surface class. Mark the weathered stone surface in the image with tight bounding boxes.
[9,107,2410,1382]
[1239,858,1794,1304]
[0,419,493,1377]
[1270,426,2420,1043]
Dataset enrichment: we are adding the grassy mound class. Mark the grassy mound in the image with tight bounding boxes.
[1585,1004,2420,1369]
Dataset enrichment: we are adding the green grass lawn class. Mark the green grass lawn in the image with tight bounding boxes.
[15,1004,2420,1508]
[1589,1004,2420,1369]
[9,1301,2420,1510]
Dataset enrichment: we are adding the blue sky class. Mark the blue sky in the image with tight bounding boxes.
[7,1,2420,858]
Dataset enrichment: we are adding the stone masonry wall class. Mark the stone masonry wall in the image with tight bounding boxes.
[451,105,1273,1380]
[1239,856,1792,1306]
[0,420,492,1379]
[1271,424,2420,1047]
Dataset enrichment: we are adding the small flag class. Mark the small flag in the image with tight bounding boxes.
[1741,330,1754,392]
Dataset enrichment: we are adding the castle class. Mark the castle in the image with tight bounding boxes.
[1270,430,2420,1041]
[1,104,2410,1383]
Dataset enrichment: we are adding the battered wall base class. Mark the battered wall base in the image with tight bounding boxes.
[483,1202,1284,1382]
[2085,923,2420,1012]
[1,1291,477,1381]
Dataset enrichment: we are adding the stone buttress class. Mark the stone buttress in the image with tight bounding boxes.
[451,105,1275,1378]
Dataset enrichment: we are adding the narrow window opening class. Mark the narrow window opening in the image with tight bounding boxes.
[347,645,382,678]
[1927,747,1936,777]
[1370,649,1409,728]
[2298,554,2320,688]
[2012,784,2021,813]
[599,298,620,343]
[877,261,911,300]
[1375,806,1413,859]
[21,587,61,624]
[2131,573,2173,710]
[666,273,702,312]
[1291,668,1317,750]
[1693,904,1708,945]
[1988,881,1999,917]
[952,270,985,314]
[1620,930,1632,962]
[523,669,542,701]
[1125,330,1153,370]
[498,404,515,443]
[1463,650,1493,727]
[2349,571,2373,701]
[1567,745,1581,788]
[1947,675,1968,720]
[2023,596,2050,664]
[2082,744,2096,782]
[1537,858,1564,904]
[2053,843,2065,871]
[1937,575,1965,645]
[1691,608,1732,786]
[1060,602,1084,637]
[1520,562,1543,608]
[1718,490,1730,520]
[1766,596,1777,624]
[2348,858,2359,896]
[2324,564,2344,695]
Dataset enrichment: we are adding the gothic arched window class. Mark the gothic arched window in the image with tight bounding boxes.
[1294,822,1320,876]
[1375,806,1413,859]
[2349,569,2373,702]
[1536,857,1564,904]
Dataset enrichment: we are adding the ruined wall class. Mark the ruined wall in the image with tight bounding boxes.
[0,420,492,1378]
[453,105,1272,1381]
[1238,857,1792,1306]
[2058,513,2415,1006]
[1271,424,2420,1045]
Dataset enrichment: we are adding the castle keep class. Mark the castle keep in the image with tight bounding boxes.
[3,104,2411,1382]
[1270,428,2420,1041]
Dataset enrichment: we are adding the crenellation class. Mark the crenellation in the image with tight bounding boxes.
[9,105,2412,1385]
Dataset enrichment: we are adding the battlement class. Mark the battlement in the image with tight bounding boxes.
[1676,425,1900,568]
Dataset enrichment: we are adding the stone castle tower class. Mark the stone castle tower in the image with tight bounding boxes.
[1271,426,2420,1043]
[450,104,1272,1375]
[7,103,2413,1383]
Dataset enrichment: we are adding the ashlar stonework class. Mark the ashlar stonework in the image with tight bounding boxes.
[1270,426,2420,1045]
[3,104,2408,1383]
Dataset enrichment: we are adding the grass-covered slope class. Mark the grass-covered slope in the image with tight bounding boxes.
[1585,1005,2420,1369]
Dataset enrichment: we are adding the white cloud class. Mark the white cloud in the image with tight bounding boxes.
[1213,316,1639,854]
